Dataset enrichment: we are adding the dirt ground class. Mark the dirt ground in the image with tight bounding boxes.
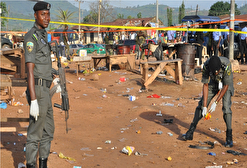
[1,61,247,168]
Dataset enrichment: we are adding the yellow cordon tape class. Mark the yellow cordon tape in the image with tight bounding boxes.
[1,16,247,34]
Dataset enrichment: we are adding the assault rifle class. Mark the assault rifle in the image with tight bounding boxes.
[49,40,70,133]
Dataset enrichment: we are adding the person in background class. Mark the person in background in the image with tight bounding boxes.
[167,25,175,43]
[136,20,147,59]
[223,22,230,58]
[195,23,204,65]
[212,24,221,56]
[240,24,247,64]
[182,56,234,148]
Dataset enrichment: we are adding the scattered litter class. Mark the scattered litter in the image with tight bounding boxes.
[205,166,222,168]
[97,107,102,109]
[164,119,173,123]
[78,77,85,81]
[136,130,141,134]
[58,152,76,161]
[147,94,161,98]
[130,118,138,122]
[129,95,136,101]
[121,146,135,156]
[156,111,162,116]
[100,88,107,93]
[73,166,81,168]
[17,109,23,114]
[111,147,117,150]
[83,153,94,157]
[209,128,221,133]
[244,131,247,134]
[18,162,26,168]
[134,151,148,156]
[156,131,163,135]
[204,113,211,120]
[177,103,185,107]
[83,94,87,96]
[237,82,242,85]
[166,156,172,161]
[119,77,126,82]
[18,133,23,136]
[167,132,173,136]
[119,138,126,142]
[227,150,247,156]
[161,96,171,99]
[102,94,107,98]
[105,140,111,144]
[161,102,174,107]
[80,147,91,151]
[208,152,216,156]
[97,147,102,150]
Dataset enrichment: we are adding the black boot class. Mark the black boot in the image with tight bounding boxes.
[39,158,47,168]
[182,124,196,141]
[26,164,36,168]
[225,129,233,148]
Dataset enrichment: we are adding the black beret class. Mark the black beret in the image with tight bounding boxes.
[33,1,51,12]
[208,56,221,74]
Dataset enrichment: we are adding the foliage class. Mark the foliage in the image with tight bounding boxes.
[239,4,247,14]
[83,11,98,24]
[208,1,241,16]
[1,2,8,28]
[137,12,142,18]
[178,1,185,23]
[127,15,133,19]
[55,8,76,29]
[117,13,124,19]
[89,0,114,23]
[167,8,172,26]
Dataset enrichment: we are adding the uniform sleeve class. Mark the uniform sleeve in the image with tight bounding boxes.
[201,61,210,84]
[24,34,37,64]
[223,63,232,86]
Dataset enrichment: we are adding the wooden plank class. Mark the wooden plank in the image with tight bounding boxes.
[175,60,183,85]
[1,117,29,122]
[139,58,183,65]
[164,65,175,78]
[0,127,28,132]
[144,62,167,87]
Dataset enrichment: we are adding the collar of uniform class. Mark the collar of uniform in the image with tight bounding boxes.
[33,23,47,35]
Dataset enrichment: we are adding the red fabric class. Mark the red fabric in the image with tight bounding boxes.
[147,94,161,98]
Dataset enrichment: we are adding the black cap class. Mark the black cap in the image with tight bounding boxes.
[208,56,221,74]
[33,1,51,12]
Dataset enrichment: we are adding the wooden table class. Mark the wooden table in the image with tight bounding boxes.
[140,58,183,89]
[107,53,136,72]
[74,60,92,76]
[91,55,108,69]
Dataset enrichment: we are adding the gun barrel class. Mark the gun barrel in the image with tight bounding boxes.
[54,103,62,109]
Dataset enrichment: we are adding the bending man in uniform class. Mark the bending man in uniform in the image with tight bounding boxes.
[24,1,55,167]
[182,56,234,148]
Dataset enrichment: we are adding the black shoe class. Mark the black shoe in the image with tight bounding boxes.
[225,140,233,148]
[182,123,196,141]
[225,129,233,148]
[182,133,193,141]
[26,164,36,168]
[39,158,47,168]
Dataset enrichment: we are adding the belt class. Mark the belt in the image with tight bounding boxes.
[34,78,52,88]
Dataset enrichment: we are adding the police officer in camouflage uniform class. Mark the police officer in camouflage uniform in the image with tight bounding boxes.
[136,20,147,60]
[24,2,54,168]
[182,56,234,148]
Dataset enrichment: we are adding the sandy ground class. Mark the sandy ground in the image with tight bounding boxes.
[1,61,247,168]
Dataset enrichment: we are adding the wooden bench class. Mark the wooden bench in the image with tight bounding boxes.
[107,53,136,72]
[0,117,29,132]
[74,60,92,76]
[140,58,183,89]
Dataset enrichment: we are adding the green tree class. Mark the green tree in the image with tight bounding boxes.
[137,12,142,18]
[167,8,172,26]
[178,1,185,23]
[1,2,8,28]
[55,8,76,28]
[117,13,124,19]
[127,15,133,19]
[83,11,98,24]
[209,1,241,16]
